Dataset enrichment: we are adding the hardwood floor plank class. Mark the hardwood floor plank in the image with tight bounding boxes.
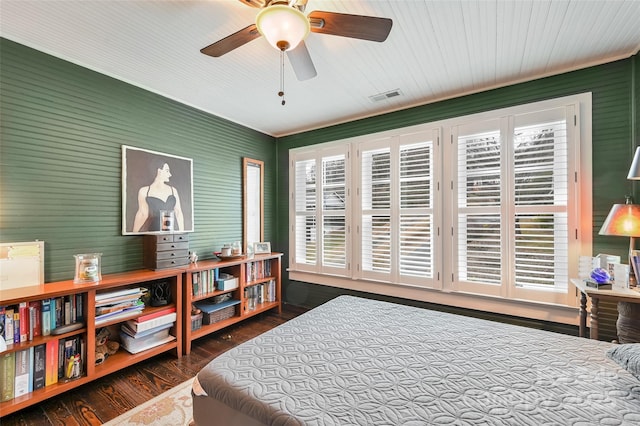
[0,305,306,426]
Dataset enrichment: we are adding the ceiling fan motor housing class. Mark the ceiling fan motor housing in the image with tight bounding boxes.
[256,4,310,51]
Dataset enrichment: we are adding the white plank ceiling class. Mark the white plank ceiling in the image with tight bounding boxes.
[1,0,640,137]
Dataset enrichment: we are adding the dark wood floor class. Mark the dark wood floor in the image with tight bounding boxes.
[1,304,307,426]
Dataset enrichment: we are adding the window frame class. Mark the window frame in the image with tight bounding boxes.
[289,93,592,310]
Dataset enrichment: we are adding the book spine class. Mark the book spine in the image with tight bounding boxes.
[45,339,58,386]
[19,301,28,342]
[75,294,84,322]
[42,299,51,336]
[28,346,35,393]
[14,348,29,398]
[5,308,14,345]
[33,343,46,390]
[13,311,20,344]
[58,339,65,379]
[0,352,15,402]
[0,307,4,343]
[29,300,42,337]
[28,305,36,341]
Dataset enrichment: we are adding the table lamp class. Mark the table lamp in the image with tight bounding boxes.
[599,195,640,283]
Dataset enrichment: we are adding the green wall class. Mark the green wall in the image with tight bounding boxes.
[276,54,640,308]
[0,38,276,282]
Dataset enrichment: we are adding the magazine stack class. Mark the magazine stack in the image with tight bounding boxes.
[94,288,145,326]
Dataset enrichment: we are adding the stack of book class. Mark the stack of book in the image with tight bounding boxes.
[95,288,145,326]
[119,307,176,354]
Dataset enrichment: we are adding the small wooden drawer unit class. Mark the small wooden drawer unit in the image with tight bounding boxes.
[144,233,190,270]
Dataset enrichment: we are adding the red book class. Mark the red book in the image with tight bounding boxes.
[29,301,42,337]
[18,302,28,343]
[136,306,176,323]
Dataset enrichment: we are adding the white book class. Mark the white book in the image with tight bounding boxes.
[125,312,177,333]
[14,349,29,397]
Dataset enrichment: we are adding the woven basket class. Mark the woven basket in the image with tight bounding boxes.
[203,305,235,325]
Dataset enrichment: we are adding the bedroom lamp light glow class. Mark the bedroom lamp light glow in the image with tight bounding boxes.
[599,196,640,266]
[256,3,310,51]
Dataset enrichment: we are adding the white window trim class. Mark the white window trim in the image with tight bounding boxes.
[289,93,592,325]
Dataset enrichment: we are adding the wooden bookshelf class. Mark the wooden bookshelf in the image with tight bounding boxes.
[182,253,282,355]
[0,268,183,417]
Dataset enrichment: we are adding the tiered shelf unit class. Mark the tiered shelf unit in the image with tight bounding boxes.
[0,268,182,417]
[182,253,282,355]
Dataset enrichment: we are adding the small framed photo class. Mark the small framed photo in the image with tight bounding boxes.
[253,242,271,254]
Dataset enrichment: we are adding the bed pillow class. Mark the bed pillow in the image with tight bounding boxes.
[607,343,640,379]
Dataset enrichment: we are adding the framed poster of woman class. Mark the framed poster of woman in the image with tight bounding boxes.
[122,145,194,235]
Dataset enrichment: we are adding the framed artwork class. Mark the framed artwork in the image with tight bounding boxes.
[243,157,264,253]
[254,242,271,254]
[122,145,194,235]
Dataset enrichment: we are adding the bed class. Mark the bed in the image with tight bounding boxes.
[192,295,640,425]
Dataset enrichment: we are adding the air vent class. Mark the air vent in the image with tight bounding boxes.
[369,89,403,102]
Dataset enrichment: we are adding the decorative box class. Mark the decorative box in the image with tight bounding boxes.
[194,299,240,325]
[216,275,239,291]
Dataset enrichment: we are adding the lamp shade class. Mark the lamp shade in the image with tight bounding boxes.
[256,4,310,51]
[599,203,640,237]
[628,147,640,179]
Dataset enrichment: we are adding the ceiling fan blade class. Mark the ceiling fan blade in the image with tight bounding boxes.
[287,41,317,81]
[200,24,261,57]
[308,11,392,42]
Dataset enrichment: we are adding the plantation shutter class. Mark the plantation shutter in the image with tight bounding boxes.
[399,141,433,278]
[361,146,391,274]
[457,127,503,285]
[294,158,317,267]
[322,155,346,269]
[512,109,568,289]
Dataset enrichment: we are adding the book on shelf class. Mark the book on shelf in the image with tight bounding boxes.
[13,310,20,344]
[45,339,58,386]
[33,343,46,391]
[0,351,15,402]
[5,307,14,345]
[121,321,173,339]
[124,312,177,333]
[18,301,28,343]
[28,300,41,338]
[119,328,175,354]
[41,299,51,336]
[135,306,176,323]
[14,348,29,398]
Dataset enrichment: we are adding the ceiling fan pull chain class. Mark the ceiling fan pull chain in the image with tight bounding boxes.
[278,49,286,106]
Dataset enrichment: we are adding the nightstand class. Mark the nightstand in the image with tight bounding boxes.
[570,278,640,343]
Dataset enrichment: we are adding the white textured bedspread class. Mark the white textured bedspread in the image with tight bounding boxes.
[194,295,640,425]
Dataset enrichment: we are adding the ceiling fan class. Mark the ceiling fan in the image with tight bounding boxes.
[200,0,393,82]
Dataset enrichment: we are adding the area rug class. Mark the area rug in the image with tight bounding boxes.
[102,378,193,426]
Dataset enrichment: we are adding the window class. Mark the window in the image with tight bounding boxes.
[358,131,437,286]
[452,106,574,303]
[289,94,589,308]
[290,146,349,275]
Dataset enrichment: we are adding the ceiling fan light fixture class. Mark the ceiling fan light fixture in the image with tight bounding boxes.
[256,4,310,51]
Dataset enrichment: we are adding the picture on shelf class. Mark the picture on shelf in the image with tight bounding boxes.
[122,145,194,235]
[253,242,271,254]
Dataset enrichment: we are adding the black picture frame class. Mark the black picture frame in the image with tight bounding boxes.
[122,145,194,235]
